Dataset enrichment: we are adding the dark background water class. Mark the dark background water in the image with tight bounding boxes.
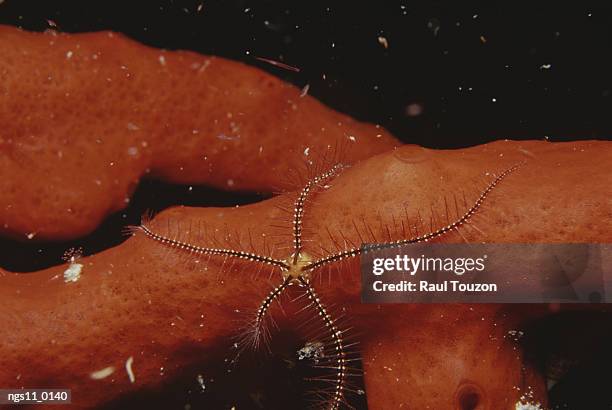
[1,0,612,148]
[1,2,611,409]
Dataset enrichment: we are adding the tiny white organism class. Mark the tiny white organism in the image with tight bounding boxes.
[297,341,325,364]
[63,248,83,283]
[196,374,206,391]
[125,356,135,383]
[90,366,115,380]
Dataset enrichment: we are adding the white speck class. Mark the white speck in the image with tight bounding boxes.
[539,64,552,70]
[216,134,240,141]
[473,14,478,19]
[492,97,497,102]
[303,147,310,156]
[26,232,36,240]
[347,135,356,142]
[66,51,73,59]
[515,401,543,410]
[90,366,115,380]
[158,55,166,66]
[64,262,83,283]
[196,374,206,391]
[377,36,389,49]
[127,122,140,131]
[298,341,325,364]
[125,357,135,383]
[300,84,310,98]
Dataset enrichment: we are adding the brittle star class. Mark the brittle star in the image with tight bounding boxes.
[132,161,521,409]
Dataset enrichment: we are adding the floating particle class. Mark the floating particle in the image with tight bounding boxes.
[254,56,300,72]
[540,64,552,70]
[90,366,115,380]
[491,98,497,102]
[427,18,441,36]
[480,35,487,43]
[227,179,235,187]
[26,232,36,240]
[158,55,166,66]
[299,84,310,98]
[506,329,525,341]
[303,147,310,156]
[66,51,73,59]
[196,374,206,391]
[197,3,204,13]
[125,356,135,383]
[347,135,356,142]
[127,122,140,131]
[377,36,389,49]
[405,103,423,117]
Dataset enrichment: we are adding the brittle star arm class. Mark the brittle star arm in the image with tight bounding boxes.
[291,164,344,264]
[297,276,347,410]
[134,224,290,270]
[302,163,522,272]
[246,276,293,350]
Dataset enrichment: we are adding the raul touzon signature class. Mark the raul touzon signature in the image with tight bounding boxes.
[372,280,498,293]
